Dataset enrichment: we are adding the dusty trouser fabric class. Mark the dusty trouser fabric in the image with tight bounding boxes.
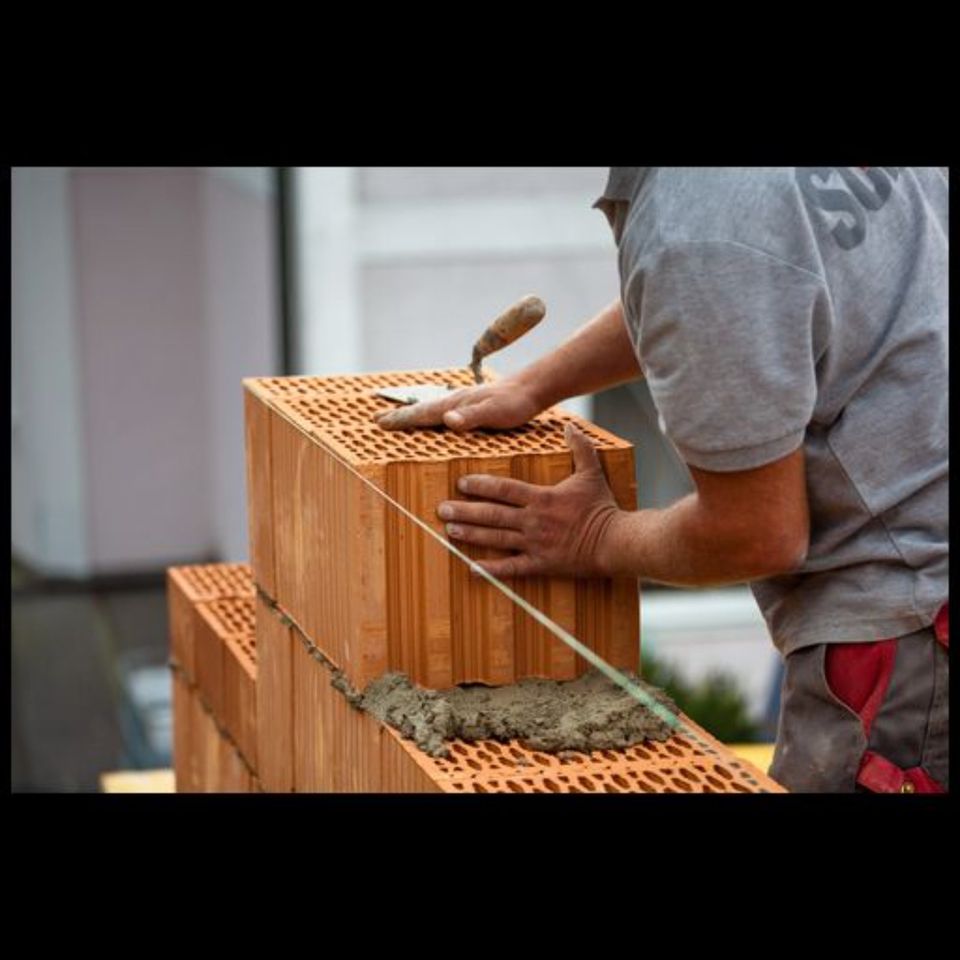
[769,620,949,793]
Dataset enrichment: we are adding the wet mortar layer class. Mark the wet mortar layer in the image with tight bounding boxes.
[358,670,678,759]
[263,595,679,760]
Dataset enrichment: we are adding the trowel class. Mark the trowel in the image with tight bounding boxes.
[374,294,546,406]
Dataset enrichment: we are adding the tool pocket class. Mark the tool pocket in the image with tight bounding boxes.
[769,644,868,792]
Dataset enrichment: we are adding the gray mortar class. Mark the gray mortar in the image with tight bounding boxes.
[354,669,679,759]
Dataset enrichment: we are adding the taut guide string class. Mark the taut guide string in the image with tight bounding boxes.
[288,412,747,769]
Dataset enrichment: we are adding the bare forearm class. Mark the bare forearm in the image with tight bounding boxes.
[511,299,642,409]
[598,494,807,588]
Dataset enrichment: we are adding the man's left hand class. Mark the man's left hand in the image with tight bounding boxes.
[437,423,621,579]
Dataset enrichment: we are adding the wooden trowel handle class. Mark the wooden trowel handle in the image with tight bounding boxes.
[470,294,546,382]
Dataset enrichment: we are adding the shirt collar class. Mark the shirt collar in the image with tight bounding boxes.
[592,167,652,208]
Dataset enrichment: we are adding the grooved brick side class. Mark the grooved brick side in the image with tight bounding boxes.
[172,664,255,793]
[192,597,257,768]
[245,390,276,597]
[244,370,640,691]
[255,593,294,792]
[172,669,197,792]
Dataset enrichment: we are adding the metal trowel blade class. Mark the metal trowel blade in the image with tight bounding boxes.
[374,384,458,406]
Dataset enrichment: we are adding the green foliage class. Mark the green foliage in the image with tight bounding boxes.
[642,652,759,744]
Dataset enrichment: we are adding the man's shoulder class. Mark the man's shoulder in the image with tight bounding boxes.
[631,168,820,277]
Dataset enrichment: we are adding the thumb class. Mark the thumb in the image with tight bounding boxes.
[565,422,602,474]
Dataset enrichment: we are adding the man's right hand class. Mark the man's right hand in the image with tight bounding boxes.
[373,377,544,432]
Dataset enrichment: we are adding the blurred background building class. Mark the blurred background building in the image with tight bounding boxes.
[11,167,777,791]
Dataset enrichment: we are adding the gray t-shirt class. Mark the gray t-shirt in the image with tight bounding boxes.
[594,167,948,654]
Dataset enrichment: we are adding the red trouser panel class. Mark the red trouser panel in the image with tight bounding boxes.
[825,639,896,733]
[934,602,949,648]
[858,751,946,794]
[825,602,949,794]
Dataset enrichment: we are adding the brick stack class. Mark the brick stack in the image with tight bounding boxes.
[168,567,782,792]
[167,367,785,793]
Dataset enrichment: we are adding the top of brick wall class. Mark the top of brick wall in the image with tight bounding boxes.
[167,563,254,602]
[244,369,632,466]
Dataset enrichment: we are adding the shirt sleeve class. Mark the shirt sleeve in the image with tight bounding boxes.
[625,239,828,472]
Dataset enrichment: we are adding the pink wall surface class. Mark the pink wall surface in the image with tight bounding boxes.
[71,168,212,570]
[202,172,280,562]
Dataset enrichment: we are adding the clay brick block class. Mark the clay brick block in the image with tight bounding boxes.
[292,638,323,792]
[245,388,276,597]
[192,597,256,766]
[222,632,257,770]
[244,370,640,691]
[194,689,221,792]
[172,668,197,792]
[387,723,786,794]
[167,563,254,681]
[218,735,252,793]
[255,593,295,793]
[172,667,255,793]
[167,565,260,788]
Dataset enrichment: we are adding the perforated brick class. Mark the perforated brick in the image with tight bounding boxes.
[168,563,254,601]
[167,566,259,777]
[274,395,630,466]
[200,597,257,639]
[387,727,781,794]
[249,368,479,400]
[191,596,257,768]
[245,370,640,691]
[167,563,254,679]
